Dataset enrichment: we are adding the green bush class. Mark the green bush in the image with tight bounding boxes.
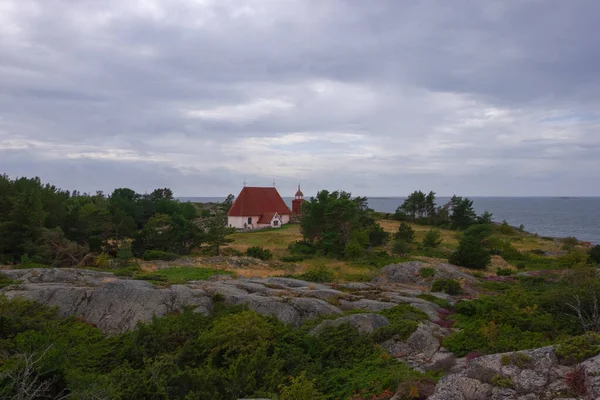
[498,221,514,235]
[0,274,18,288]
[562,236,580,251]
[449,234,491,270]
[345,240,366,259]
[279,371,325,400]
[431,279,462,295]
[420,267,436,278]
[297,265,335,283]
[142,250,179,261]
[556,332,600,365]
[373,304,428,342]
[558,250,589,268]
[112,265,142,277]
[220,247,244,257]
[395,223,415,243]
[588,245,600,265]
[0,295,428,400]
[246,246,273,260]
[288,240,317,256]
[392,239,411,256]
[281,255,305,263]
[496,268,514,276]
[422,229,442,248]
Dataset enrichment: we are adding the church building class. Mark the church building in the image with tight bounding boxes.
[227,186,305,230]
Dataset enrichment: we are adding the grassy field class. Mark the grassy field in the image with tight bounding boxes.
[228,224,302,257]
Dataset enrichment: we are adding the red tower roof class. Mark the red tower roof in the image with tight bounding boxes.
[227,187,292,217]
[295,184,304,197]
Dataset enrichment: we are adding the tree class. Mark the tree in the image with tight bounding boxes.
[448,195,477,230]
[392,239,411,256]
[220,194,235,214]
[422,229,442,248]
[395,222,415,243]
[132,213,203,256]
[477,211,494,225]
[449,227,492,269]
[37,227,91,267]
[204,214,235,255]
[590,245,600,265]
[300,190,375,257]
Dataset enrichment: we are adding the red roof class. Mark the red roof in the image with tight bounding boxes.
[295,184,304,197]
[257,212,281,224]
[227,187,292,217]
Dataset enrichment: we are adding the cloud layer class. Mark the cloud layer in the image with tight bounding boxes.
[1,0,599,197]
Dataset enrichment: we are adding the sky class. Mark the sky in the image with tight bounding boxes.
[1,0,600,198]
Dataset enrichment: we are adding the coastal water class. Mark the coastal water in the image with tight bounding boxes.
[178,196,600,244]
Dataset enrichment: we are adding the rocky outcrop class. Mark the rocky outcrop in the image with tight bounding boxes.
[1,268,212,334]
[429,346,600,400]
[0,268,446,337]
[374,261,478,286]
[310,313,389,336]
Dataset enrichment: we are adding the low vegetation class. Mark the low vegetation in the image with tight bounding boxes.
[0,296,433,399]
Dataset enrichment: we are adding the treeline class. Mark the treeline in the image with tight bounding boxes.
[0,175,234,266]
[393,190,492,230]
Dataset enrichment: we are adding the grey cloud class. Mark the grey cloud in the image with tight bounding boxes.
[1,0,600,196]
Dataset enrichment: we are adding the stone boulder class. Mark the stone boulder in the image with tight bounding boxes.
[374,261,477,286]
[429,345,600,400]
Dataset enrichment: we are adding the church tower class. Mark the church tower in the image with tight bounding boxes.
[292,184,304,215]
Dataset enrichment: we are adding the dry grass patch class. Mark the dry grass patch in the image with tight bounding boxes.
[226,224,302,257]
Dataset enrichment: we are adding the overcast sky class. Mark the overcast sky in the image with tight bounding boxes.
[1,1,599,197]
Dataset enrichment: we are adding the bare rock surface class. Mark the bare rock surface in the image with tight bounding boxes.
[429,346,600,400]
[374,261,478,286]
[0,267,445,337]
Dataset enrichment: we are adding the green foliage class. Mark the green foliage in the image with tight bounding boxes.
[296,265,336,283]
[246,246,273,260]
[392,239,412,256]
[491,374,513,388]
[279,371,326,400]
[448,195,477,230]
[395,222,415,243]
[442,277,589,356]
[300,190,376,257]
[0,175,204,264]
[0,274,17,289]
[142,250,179,261]
[416,294,451,309]
[562,236,580,251]
[477,211,494,224]
[368,224,390,246]
[420,267,436,278]
[280,255,305,263]
[590,245,600,265]
[556,332,600,365]
[496,268,515,276]
[449,226,492,270]
[431,279,462,295]
[498,221,514,235]
[0,295,431,400]
[288,240,317,256]
[373,304,428,342]
[422,229,442,248]
[558,249,589,268]
[394,191,438,223]
[204,214,235,255]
